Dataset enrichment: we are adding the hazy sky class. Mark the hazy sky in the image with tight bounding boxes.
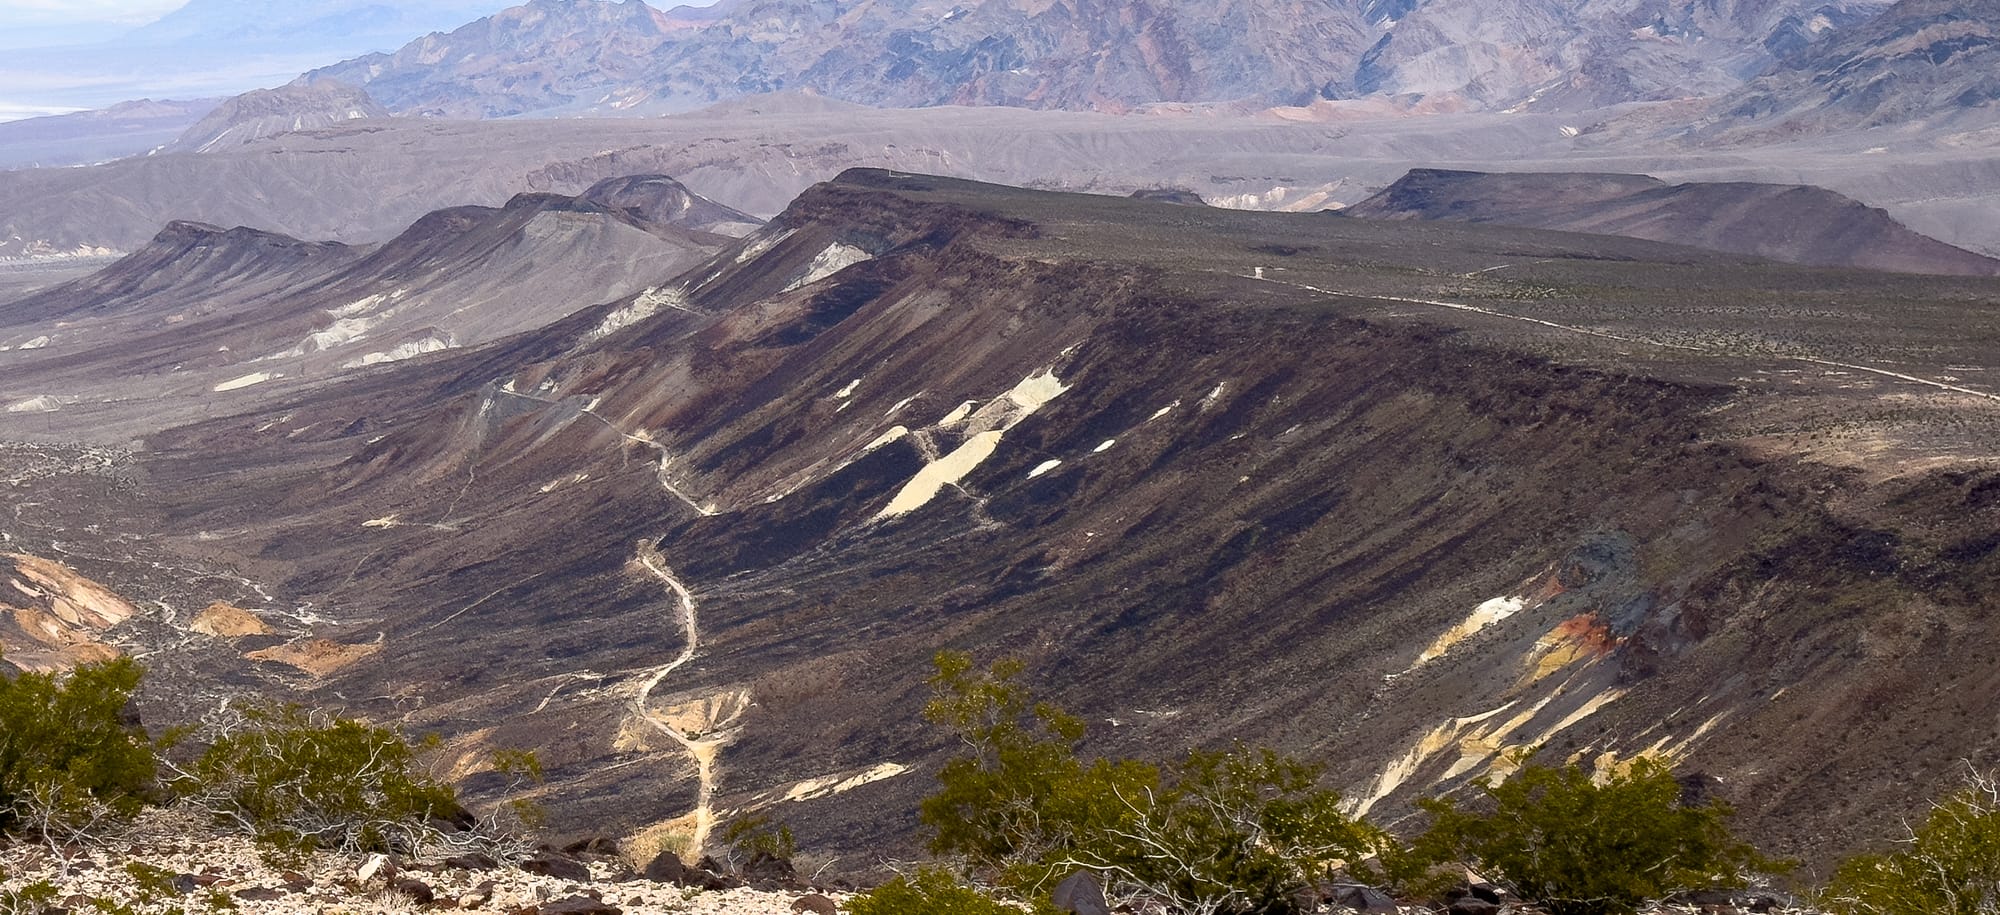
[0,0,190,27]
[0,0,725,119]
[0,0,720,28]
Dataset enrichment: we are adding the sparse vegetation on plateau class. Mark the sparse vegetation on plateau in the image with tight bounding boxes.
[1826,768,2000,915]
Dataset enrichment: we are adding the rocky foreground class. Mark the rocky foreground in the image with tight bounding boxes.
[0,810,844,915]
[0,811,1828,915]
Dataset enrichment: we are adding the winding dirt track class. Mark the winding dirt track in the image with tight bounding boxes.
[491,387,717,515]
[633,529,726,855]
[486,384,730,854]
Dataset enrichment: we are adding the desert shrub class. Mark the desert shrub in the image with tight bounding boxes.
[1075,745,1383,915]
[919,651,1159,891]
[168,702,464,859]
[842,867,1019,915]
[919,651,1381,914]
[724,812,797,862]
[0,876,61,915]
[1824,769,2000,915]
[1411,758,1772,915]
[0,654,155,839]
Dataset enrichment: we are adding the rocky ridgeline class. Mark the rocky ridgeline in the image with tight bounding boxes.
[0,810,843,915]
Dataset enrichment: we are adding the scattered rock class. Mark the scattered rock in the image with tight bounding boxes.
[357,852,396,884]
[171,873,200,894]
[792,893,839,915]
[394,876,437,905]
[1447,898,1501,915]
[458,879,497,909]
[1052,871,1110,915]
[640,852,686,883]
[740,852,799,890]
[563,837,620,856]
[444,851,501,871]
[1331,884,1398,913]
[521,853,591,883]
[538,894,622,915]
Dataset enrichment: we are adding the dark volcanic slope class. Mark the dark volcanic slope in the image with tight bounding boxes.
[6,171,2000,876]
[0,221,362,332]
[0,190,728,439]
[1348,168,2000,276]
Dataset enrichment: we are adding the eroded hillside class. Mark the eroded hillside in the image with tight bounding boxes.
[2,171,1997,874]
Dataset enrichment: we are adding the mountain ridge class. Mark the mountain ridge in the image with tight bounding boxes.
[6,171,1995,869]
[296,0,1906,117]
[1346,167,2000,275]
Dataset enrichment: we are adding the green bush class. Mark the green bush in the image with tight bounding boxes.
[0,875,61,915]
[1080,745,1382,914]
[1825,770,2000,915]
[170,702,464,858]
[1410,758,1773,915]
[918,651,1381,914]
[920,651,1155,887]
[724,812,797,862]
[0,654,155,838]
[842,867,1020,915]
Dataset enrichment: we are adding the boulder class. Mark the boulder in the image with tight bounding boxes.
[394,877,436,905]
[538,895,621,915]
[641,852,687,883]
[357,853,396,885]
[1331,884,1398,913]
[459,880,498,909]
[740,851,799,890]
[233,887,287,901]
[522,853,592,883]
[1052,871,1110,915]
[564,837,621,856]
[792,894,839,915]
[1447,899,1501,915]
[444,852,500,871]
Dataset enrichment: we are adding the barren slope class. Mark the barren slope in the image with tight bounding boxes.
[0,172,1991,877]
[0,190,729,440]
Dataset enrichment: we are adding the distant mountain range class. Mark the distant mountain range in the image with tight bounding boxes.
[1694,0,2000,139]
[301,0,1905,117]
[0,0,515,114]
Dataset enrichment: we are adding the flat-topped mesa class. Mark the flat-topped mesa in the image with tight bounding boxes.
[163,79,390,154]
[1349,168,2000,276]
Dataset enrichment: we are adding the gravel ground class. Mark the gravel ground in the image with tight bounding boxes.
[0,810,843,914]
